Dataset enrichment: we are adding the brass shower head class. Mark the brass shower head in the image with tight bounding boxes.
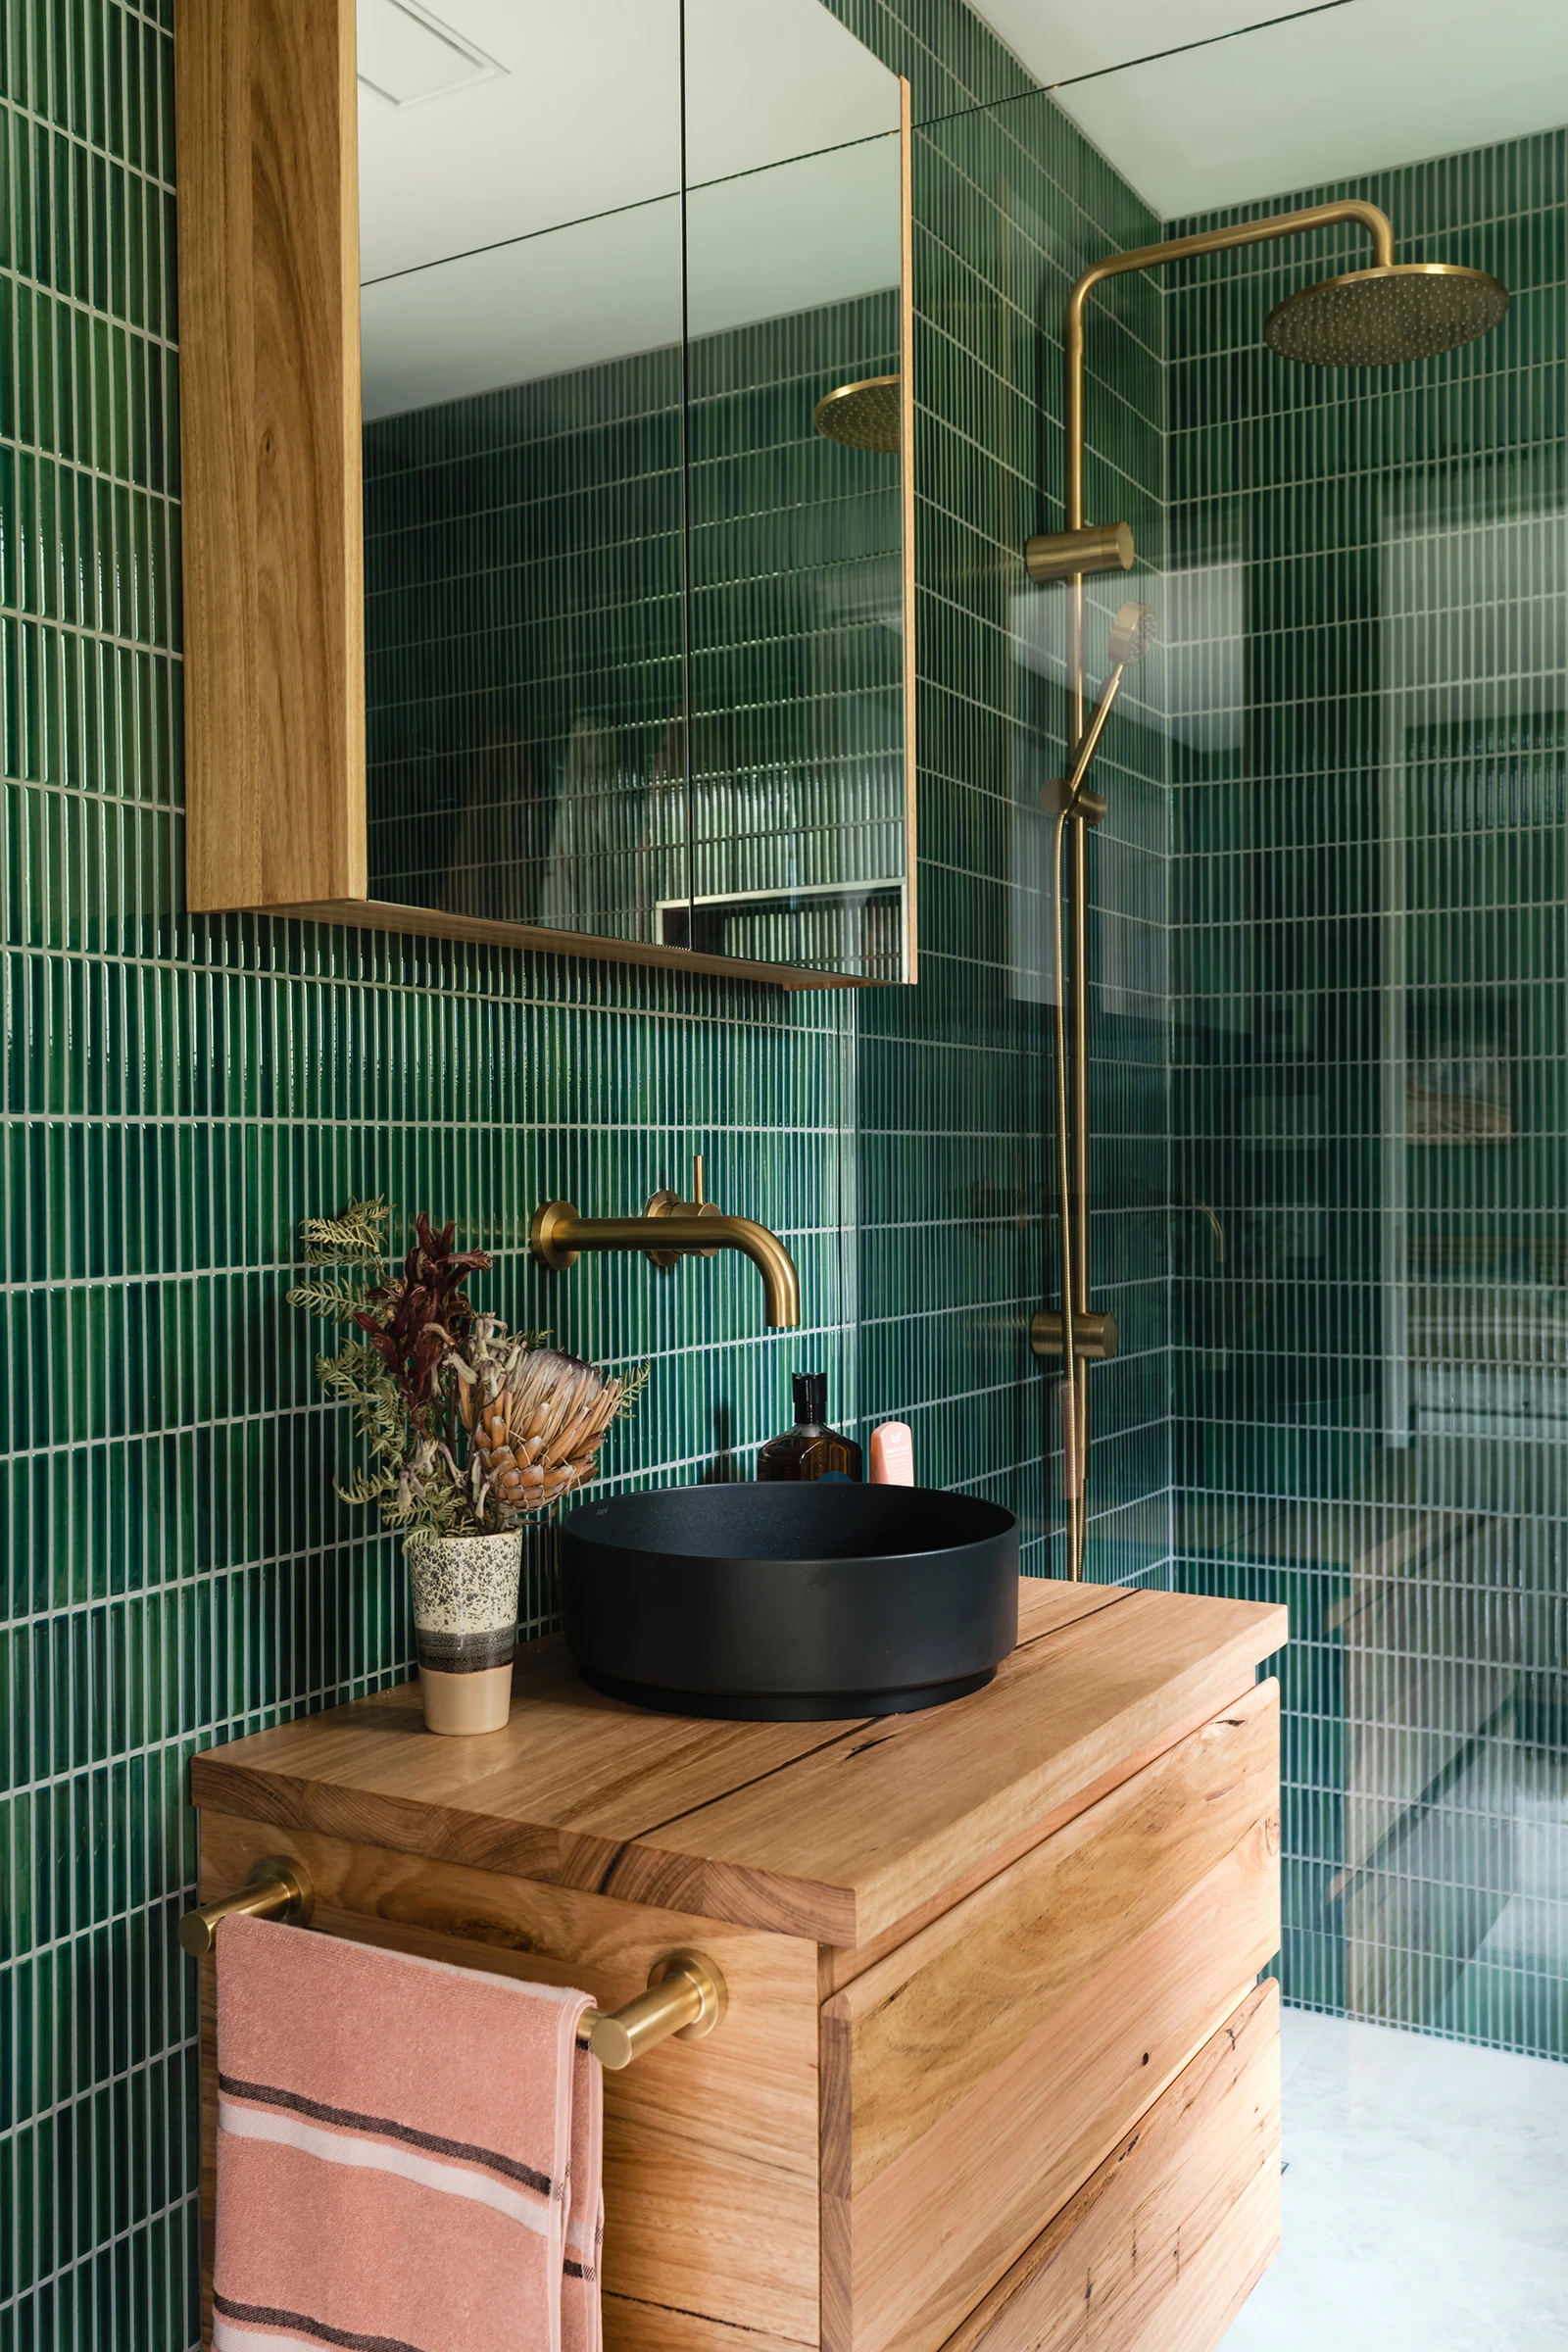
[813,374,901,453]
[1107,600,1155,668]
[1265,262,1507,366]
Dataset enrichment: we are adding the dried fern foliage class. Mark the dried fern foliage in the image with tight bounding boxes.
[288,1200,642,1537]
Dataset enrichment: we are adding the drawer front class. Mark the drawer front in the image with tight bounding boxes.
[820,1684,1280,2352]
[941,1981,1281,2352]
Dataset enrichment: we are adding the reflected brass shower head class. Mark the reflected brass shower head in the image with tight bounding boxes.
[813,374,901,453]
[1265,262,1507,366]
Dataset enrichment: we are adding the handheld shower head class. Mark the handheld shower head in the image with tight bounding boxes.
[1041,599,1159,825]
[1107,600,1155,667]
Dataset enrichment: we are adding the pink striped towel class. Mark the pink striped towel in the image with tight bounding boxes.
[213,1914,604,2352]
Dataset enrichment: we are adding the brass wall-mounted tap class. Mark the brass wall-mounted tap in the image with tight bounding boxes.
[530,1155,802,1330]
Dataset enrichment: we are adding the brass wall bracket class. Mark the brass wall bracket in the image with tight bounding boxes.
[178,1856,316,1956]
[530,1197,583,1271]
[1031,1309,1118,1362]
[1039,775,1106,827]
[1025,520,1134,584]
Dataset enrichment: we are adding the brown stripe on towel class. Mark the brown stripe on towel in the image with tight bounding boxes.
[219,2072,554,2197]
[216,1916,602,2352]
[214,2288,432,2351]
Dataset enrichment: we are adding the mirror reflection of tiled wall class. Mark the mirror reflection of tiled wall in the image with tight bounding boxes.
[364,288,907,973]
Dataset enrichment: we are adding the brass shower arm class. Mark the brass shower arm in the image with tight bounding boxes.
[1064,196,1395,383]
[1060,198,1396,728]
[1065,198,1395,516]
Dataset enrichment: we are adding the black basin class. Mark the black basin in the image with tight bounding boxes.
[559,1482,1019,1719]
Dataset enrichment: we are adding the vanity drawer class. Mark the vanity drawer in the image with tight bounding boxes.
[820,1683,1280,2352]
[939,1981,1281,2352]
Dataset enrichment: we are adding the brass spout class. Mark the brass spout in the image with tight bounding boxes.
[531,1158,801,1330]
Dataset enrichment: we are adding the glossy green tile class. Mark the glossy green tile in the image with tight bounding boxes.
[0,0,1186,2336]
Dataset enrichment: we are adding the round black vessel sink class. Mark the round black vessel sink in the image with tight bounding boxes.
[559,1482,1018,1720]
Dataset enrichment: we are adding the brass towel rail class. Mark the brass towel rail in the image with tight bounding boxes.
[178,1858,726,2070]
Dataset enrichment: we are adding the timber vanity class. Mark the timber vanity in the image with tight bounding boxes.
[189,1579,1287,2351]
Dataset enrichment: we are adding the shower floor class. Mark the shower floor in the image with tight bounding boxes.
[1220,2005,1568,2352]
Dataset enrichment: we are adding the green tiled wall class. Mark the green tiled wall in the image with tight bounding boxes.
[1167,132,1568,2061]
[0,1,1173,2342]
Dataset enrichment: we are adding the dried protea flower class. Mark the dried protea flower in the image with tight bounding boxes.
[292,1202,645,1539]
[469,1348,634,1517]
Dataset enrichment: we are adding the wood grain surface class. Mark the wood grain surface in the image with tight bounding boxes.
[263,898,862,990]
[174,0,366,910]
[604,2296,813,2351]
[190,1583,1285,1949]
[198,1812,820,2346]
[818,1669,1259,1997]
[940,1982,1281,2352]
[827,1682,1280,2192]
[820,1820,1282,2352]
[641,1591,1286,1947]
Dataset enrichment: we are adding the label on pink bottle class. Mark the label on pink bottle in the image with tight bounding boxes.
[869,1422,915,1485]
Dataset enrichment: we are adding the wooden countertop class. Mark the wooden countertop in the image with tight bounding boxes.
[190,1580,1286,1947]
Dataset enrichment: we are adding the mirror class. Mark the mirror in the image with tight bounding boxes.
[356,0,912,983]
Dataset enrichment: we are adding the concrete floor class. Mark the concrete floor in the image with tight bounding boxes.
[1221,2006,1568,2352]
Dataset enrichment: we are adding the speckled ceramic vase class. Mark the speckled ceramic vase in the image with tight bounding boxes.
[405,1530,523,1735]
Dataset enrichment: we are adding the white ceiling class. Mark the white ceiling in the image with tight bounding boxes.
[358,0,901,416]
[971,0,1291,89]
[358,0,680,287]
[971,0,1568,219]
[362,140,901,420]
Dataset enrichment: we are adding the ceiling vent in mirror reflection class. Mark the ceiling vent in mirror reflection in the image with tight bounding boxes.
[358,0,505,109]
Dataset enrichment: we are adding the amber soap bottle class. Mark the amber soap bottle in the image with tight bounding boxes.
[757,1372,863,1483]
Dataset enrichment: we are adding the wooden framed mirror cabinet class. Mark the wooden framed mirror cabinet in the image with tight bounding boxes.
[172,0,916,989]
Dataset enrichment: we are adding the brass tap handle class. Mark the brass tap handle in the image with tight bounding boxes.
[178,1856,315,1956]
[577,1949,726,2071]
[645,1154,721,1264]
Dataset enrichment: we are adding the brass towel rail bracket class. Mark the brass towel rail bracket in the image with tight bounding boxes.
[178,1854,315,1952]
[178,1862,726,2071]
[579,1949,726,2069]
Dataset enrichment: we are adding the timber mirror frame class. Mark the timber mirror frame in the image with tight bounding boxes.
[172,0,916,991]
